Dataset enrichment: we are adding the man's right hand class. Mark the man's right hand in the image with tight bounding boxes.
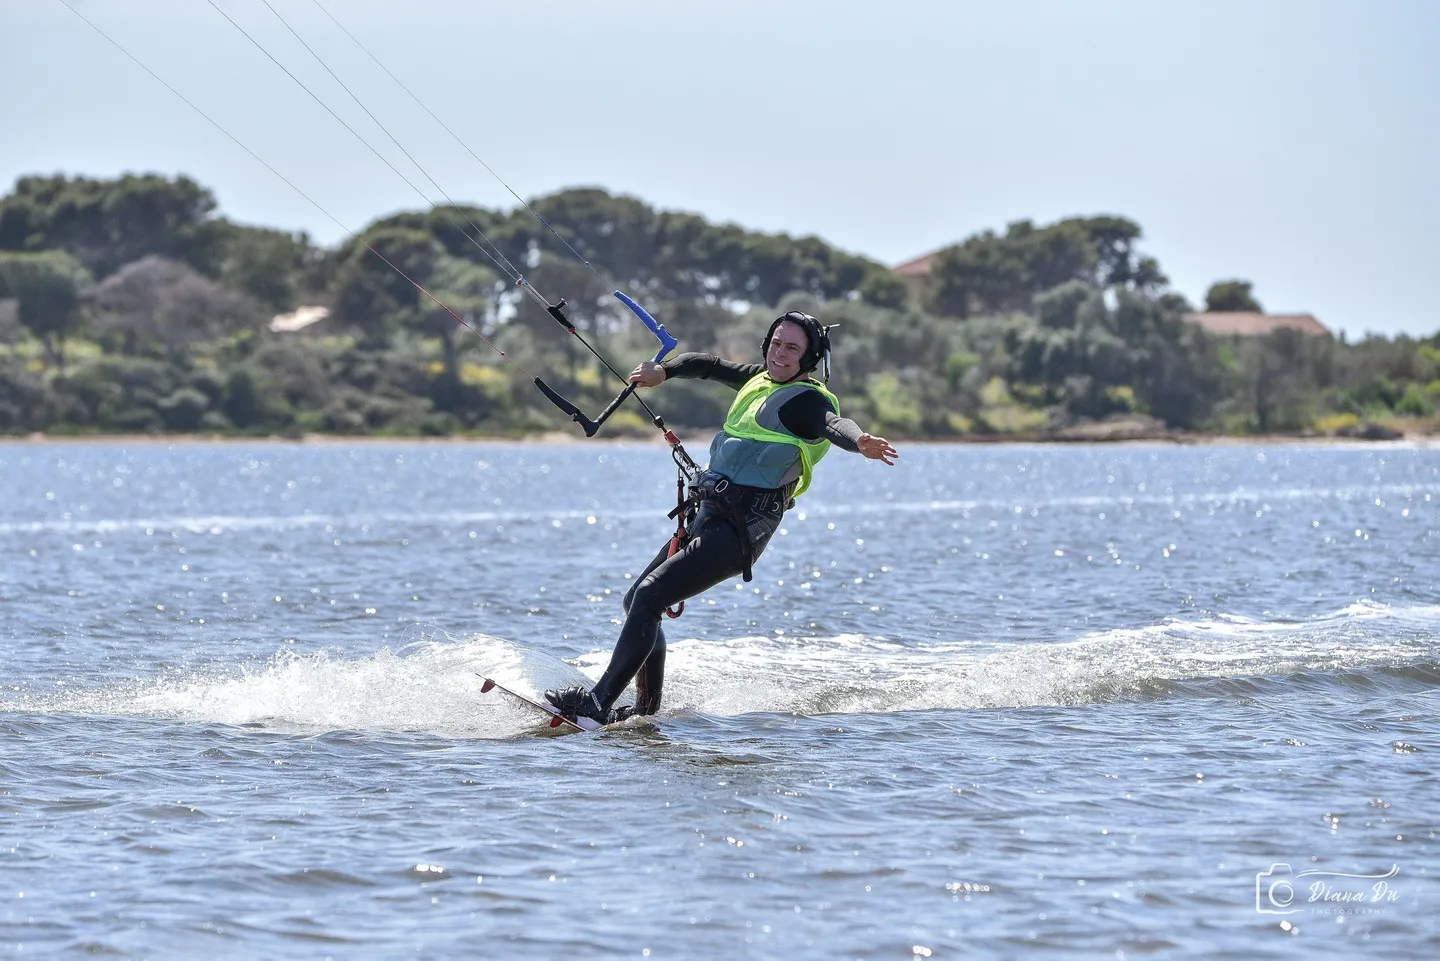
[630,361,667,388]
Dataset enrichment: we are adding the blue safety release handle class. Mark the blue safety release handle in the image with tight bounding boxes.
[613,291,678,362]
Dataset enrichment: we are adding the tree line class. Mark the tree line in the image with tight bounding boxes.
[0,172,1436,439]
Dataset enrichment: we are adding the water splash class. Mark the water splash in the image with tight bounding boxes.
[648,600,1440,716]
[5,603,1437,736]
[2,635,593,739]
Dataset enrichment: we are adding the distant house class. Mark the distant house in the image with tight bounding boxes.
[893,251,942,278]
[1182,312,1328,338]
[269,305,330,334]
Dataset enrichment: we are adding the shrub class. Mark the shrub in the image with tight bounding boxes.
[1395,383,1434,417]
[865,373,922,436]
[943,351,982,390]
[1314,412,1360,434]
[157,387,211,430]
[0,357,61,430]
[57,355,175,429]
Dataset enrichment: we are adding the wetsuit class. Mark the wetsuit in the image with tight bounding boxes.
[585,353,864,717]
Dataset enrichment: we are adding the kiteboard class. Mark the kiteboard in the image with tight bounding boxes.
[478,674,604,734]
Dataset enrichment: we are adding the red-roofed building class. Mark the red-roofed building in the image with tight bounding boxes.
[893,251,942,278]
[1182,312,1329,338]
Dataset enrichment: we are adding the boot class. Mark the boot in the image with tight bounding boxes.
[543,685,611,725]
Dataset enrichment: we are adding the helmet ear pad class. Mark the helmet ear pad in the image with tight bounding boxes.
[761,311,826,373]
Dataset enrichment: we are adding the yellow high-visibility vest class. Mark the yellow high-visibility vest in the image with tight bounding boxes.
[714,372,840,498]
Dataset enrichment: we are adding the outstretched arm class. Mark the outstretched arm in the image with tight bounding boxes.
[777,392,899,465]
[855,432,899,465]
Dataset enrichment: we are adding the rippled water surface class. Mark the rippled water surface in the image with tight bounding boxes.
[2,439,1438,958]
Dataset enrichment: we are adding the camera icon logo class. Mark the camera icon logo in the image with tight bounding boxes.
[1256,863,1298,914]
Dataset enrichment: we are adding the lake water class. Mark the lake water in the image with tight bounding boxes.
[2,439,1437,958]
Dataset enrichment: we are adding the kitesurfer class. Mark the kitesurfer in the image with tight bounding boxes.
[546,311,899,724]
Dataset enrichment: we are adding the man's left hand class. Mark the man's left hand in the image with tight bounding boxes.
[857,433,898,465]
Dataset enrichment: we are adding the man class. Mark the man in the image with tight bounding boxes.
[545,311,899,724]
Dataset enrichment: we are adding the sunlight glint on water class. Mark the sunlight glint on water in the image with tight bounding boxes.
[1,440,1437,957]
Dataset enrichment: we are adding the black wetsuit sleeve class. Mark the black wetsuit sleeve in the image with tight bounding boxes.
[660,353,761,390]
[776,390,865,452]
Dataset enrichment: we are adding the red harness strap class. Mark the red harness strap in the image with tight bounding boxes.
[663,471,697,618]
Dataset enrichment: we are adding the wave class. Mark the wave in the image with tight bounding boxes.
[5,601,1438,737]
[632,600,1440,716]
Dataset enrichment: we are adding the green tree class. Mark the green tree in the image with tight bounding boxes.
[926,226,1031,318]
[218,224,322,314]
[1118,293,1223,428]
[58,355,177,431]
[517,188,891,307]
[356,186,898,313]
[329,227,443,346]
[857,269,909,309]
[1011,282,1121,412]
[1009,282,1224,426]
[1233,327,1331,432]
[0,250,92,371]
[0,173,228,278]
[222,366,264,429]
[418,255,502,411]
[1033,280,1098,330]
[925,215,1162,319]
[0,355,64,430]
[1204,279,1263,313]
[1395,383,1433,416]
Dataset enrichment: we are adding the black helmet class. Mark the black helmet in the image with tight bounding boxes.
[761,311,833,379]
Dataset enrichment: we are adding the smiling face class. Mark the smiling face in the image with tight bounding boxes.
[765,319,812,382]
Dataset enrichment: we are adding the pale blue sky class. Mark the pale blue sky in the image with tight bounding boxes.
[3,0,1437,338]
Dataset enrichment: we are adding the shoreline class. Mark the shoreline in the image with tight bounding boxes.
[4,430,1436,449]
